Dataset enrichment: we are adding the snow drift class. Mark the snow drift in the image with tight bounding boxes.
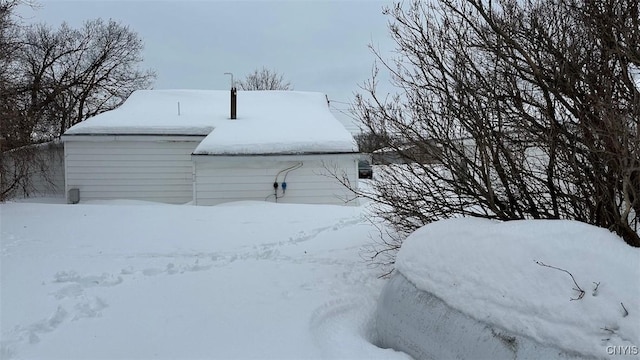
[379,218,640,359]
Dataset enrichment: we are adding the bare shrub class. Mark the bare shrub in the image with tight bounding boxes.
[352,0,639,259]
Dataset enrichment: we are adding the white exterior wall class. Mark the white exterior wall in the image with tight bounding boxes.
[64,136,204,204]
[30,143,65,196]
[193,154,359,206]
[1,142,65,199]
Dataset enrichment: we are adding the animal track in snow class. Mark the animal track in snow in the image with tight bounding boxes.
[52,271,123,299]
[141,259,216,277]
[1,306,68,359]
[2,215,366,359]
[72,297,108,320]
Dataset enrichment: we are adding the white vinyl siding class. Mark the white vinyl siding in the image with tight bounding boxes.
[193,154,359,206]
[2,142,65,199]
[31,144,65,196]
[64,138,203,204]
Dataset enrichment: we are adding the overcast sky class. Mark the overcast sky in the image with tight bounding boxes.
[17,1,398,129]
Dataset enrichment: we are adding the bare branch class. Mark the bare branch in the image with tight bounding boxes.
[534,260,585,301]
[351,0,640,267]
[621,302,629,317]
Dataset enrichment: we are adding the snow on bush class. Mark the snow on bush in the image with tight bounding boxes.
[395,218,640,358]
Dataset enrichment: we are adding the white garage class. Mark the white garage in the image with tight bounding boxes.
[62,89,359,205]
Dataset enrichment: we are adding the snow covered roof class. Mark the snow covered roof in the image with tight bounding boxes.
[63,89,358,155]
[64,90,218,136]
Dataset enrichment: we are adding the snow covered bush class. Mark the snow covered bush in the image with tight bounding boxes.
[376,218,640,359]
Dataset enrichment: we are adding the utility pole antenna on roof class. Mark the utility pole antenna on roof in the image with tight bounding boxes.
[224,72,235,89]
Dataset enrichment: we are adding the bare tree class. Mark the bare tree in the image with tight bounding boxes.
[9,18,155,144]
[352,0,639,254]
[0,1,17,83]
[354,131,389,154]
[1,0,22,198]
[0,0,24,150]
[1,9,155,200]
[237,67,292,90]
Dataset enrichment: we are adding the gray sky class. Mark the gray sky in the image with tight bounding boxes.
[17,0,398,130]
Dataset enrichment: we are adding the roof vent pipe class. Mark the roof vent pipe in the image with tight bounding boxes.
[230,87,237,120]
[224,72,237,120]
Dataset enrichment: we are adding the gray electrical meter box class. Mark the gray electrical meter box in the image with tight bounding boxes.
[68,188,80,204]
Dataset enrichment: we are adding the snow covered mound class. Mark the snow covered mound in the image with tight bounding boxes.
[394,218,639,359]
[377,272,596,359]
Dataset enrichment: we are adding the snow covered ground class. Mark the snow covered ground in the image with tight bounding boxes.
[2,197,638,359]
[1,199,408,359]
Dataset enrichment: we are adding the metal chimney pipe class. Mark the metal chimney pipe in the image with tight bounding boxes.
[224,72,237,120]
[230,86,237,120]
